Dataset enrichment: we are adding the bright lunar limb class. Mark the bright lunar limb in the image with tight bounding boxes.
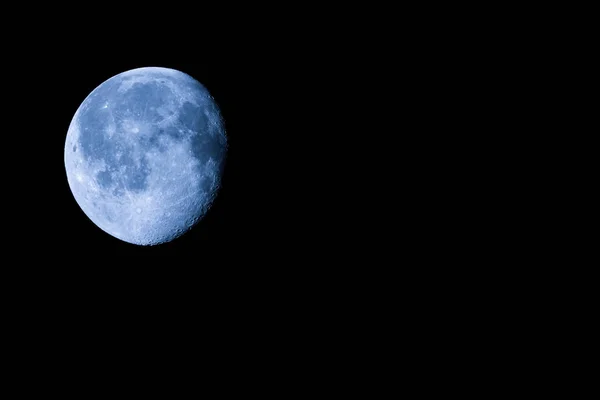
[64,67,227,245]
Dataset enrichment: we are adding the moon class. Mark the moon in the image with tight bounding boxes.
[64,66,227,246]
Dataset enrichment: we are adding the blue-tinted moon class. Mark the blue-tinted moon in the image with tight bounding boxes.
[64,67,227,245]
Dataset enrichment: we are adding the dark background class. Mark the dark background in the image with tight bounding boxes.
[2,27,377,326]
[2,50,366,367]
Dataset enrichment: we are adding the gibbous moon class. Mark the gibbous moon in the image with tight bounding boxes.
[64,66,227,245]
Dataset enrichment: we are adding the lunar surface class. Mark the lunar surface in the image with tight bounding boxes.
[64,67,227,245]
